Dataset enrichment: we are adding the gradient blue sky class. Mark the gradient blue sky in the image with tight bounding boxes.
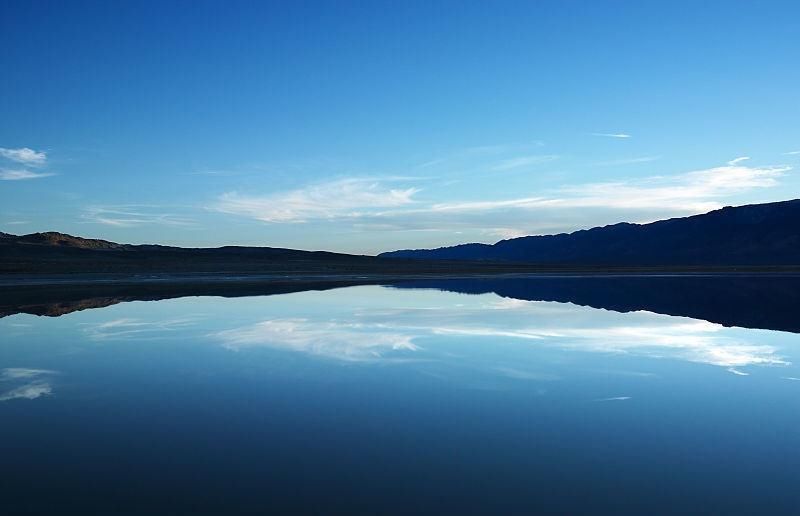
[2,0,799,254]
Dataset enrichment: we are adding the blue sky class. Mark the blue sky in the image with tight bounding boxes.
[2,0,799,254]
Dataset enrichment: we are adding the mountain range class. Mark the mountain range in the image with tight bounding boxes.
[380,199,800,266]
[3,199,800,274]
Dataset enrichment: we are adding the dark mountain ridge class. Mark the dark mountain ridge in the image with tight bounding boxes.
[380,199,800,266]
[0,231,546,274]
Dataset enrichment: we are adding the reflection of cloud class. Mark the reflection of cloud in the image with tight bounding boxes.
[83,317,198,340]
[596,396,631,401]
[0,368,55,402]
[493,367,559,381]
[352,298,789,374]
[215,318,418,360]
[210,290,788,376]
[0,382,52,401]
[1,368,55,380]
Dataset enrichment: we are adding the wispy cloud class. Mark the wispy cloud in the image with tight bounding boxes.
[784,150,800,156]
[82,205,196,227]
[407,159,789,216]
[727,156,750,165]
[0,169,55,181]
[213,158,790,244]
[592,133,631,139]
[215,178,419,223]
[490,155,558,171]
[594,156,661,166]
[0,147,47,166]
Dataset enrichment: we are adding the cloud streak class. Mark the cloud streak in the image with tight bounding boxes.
[490,155,558,171]
[0,147,47,166]
[82,206,196,227]
[0,169,55,181]
[592,133,631,139]
[212,158,790,245]
[594,156,661,166]
[215,178,419,223]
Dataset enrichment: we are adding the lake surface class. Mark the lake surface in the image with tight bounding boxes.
[3,277,800,514]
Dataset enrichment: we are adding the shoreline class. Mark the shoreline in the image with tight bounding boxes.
[5,267,800,287]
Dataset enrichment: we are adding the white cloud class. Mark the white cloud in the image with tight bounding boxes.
[727,156,750,165]
[215,178,419,223]
[0,147,47,166]
[0,169,55,181]
[783,150,800,156]
[417,159,789,216]
[592,133,631,139]
[212,159,790,244]
[82,206,196,227]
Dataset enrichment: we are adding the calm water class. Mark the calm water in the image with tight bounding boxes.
[3,280,800,514]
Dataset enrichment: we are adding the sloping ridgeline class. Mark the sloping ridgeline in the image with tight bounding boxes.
[380,199,800,266]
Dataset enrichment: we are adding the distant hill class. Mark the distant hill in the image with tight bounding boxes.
[380,199,800,266]
[0,231,541,275]
[0,231,376,273]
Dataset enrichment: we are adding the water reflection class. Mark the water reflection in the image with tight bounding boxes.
[0,368,56,401]
[4,274,800,334]
[217,318,418,359]
[3,282,800,513]
[207,290,788,375]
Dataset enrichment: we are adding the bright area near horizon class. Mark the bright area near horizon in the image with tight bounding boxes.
[1,0,799,255]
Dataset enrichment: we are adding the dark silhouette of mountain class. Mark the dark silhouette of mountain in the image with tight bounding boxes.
[381,199,800,266]
[0,231,551,274]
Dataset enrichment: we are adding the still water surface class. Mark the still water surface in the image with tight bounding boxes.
[3,281,800,514]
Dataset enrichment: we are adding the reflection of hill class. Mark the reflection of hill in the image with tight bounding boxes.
[4,274,799,335]
[393,275,800,334]
[0,279,368,318]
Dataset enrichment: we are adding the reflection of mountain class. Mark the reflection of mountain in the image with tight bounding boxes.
[382,199,800,266]
[393,275,800,334]
[4,274,800,336]
[0,279,368,318]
